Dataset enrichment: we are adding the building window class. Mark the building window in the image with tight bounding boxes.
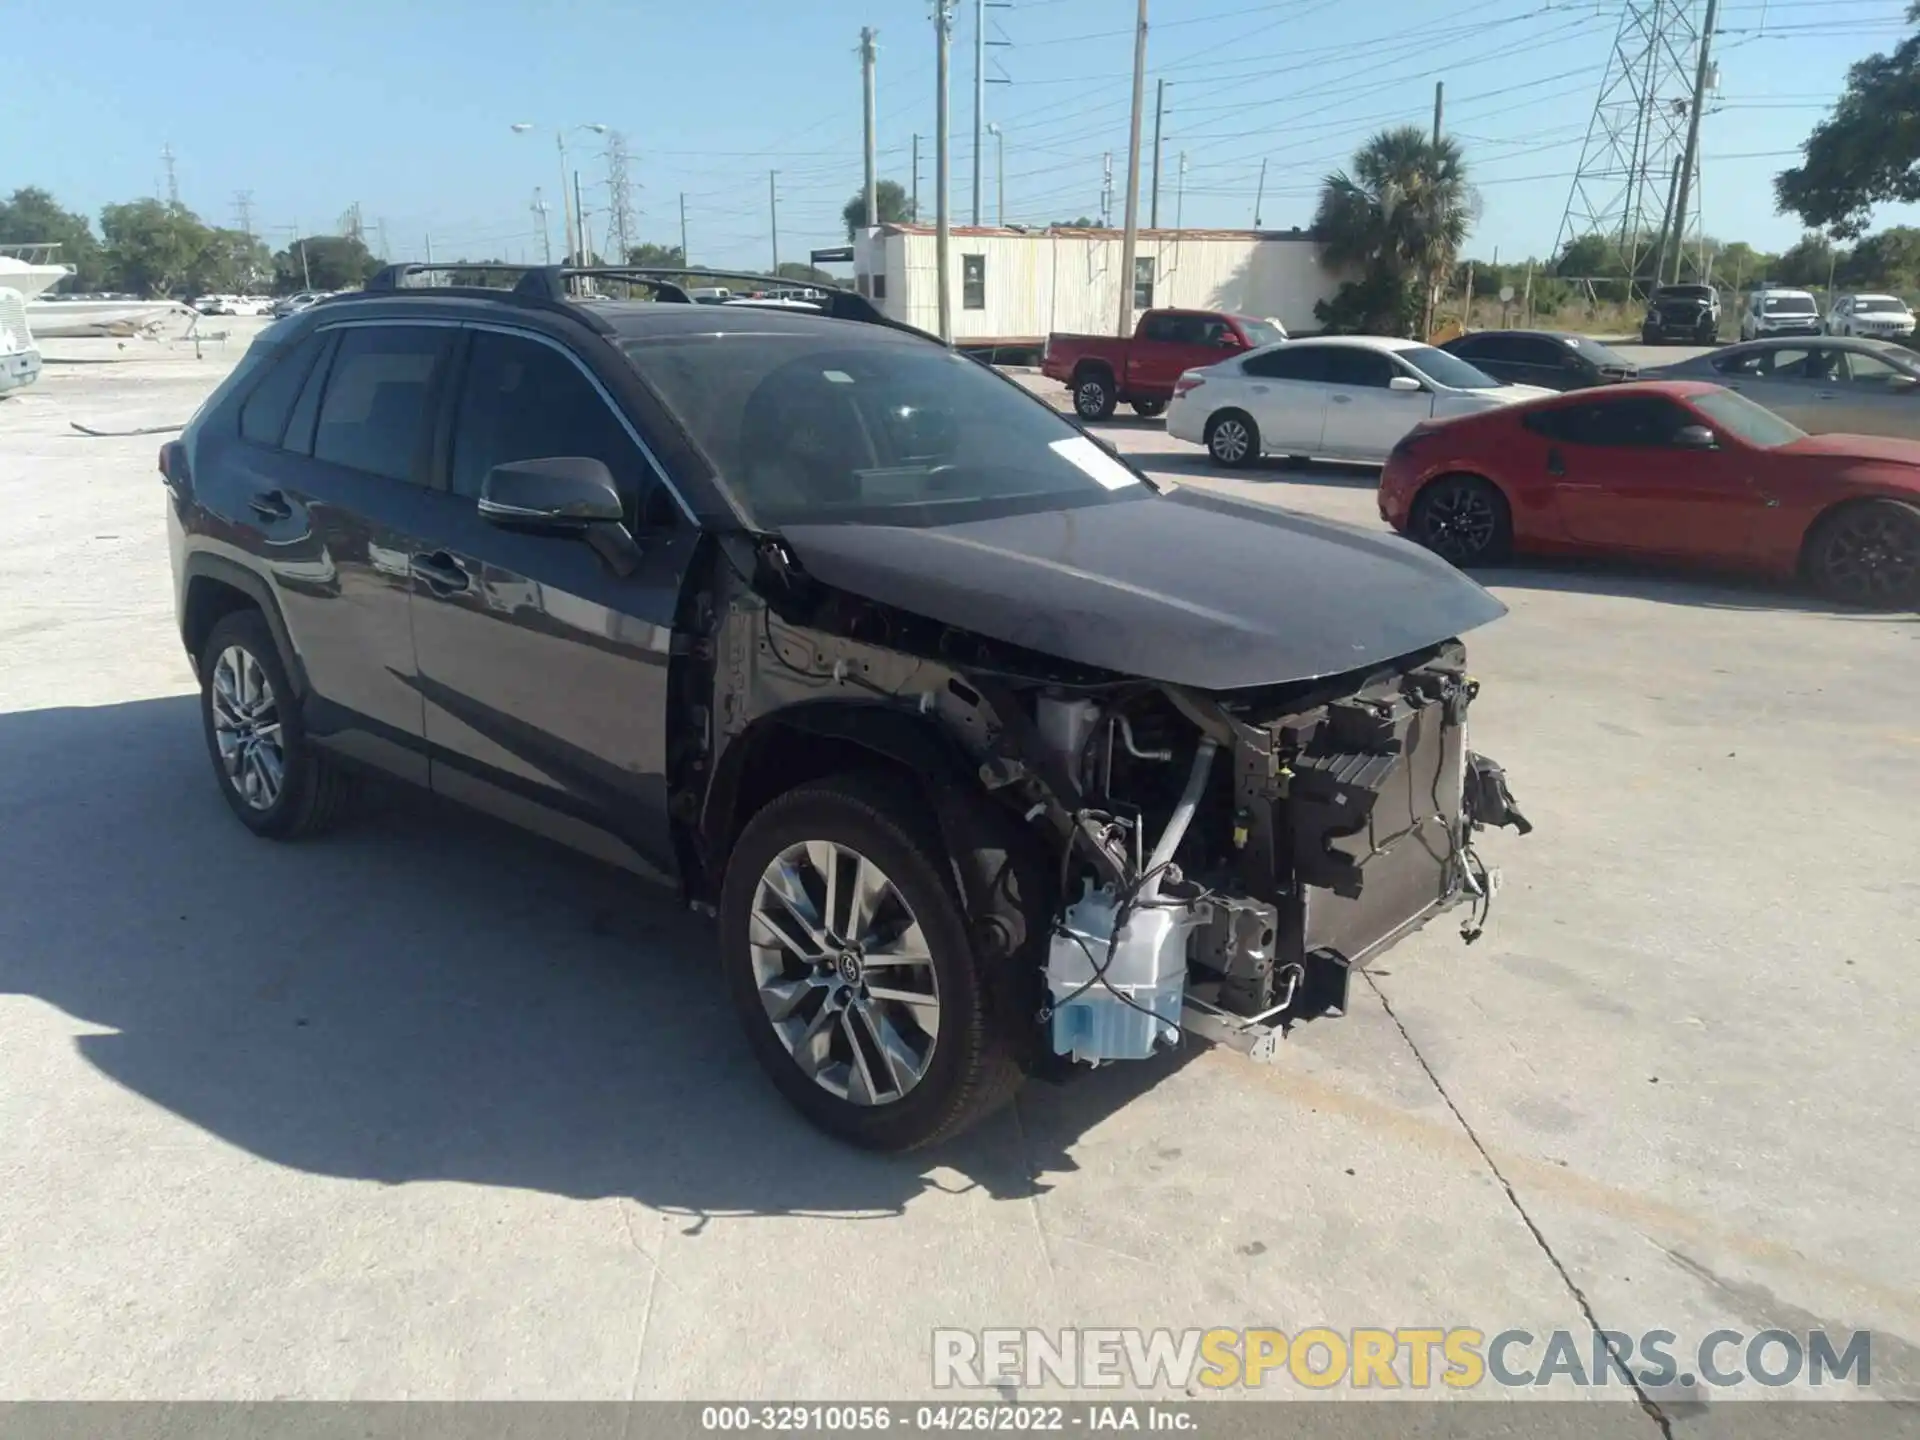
[873,274,887,300]
[1133,256,1156,311]
[962,253,986,310]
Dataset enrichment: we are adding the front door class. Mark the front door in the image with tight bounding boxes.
[1319,346,1433,459]
[407,327,694,881]
[1238,343,1333,453]
[1546,394,1763,561]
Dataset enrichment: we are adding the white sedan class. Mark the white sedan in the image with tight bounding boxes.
[1166,335,1555,468]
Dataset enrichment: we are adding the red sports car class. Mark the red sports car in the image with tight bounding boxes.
[1378,379,1920,608]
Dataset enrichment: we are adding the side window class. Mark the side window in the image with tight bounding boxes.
[1522,406,1579,443]
[1711,347,1769,378]
[282,331,339,457]
[1244,345,1330,382]
[1321,347,1395,388]
[1512,337,1571,368]
[1570,396,1696,447]
[239,333,325,447]
[452,330,676,527]
[961,254,986,311]
[1139,312,1180,342]
[311,326,447,482]
[1447,336,1491,360]
[1841,349,1905,386]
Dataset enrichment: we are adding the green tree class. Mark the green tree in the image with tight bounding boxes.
[0,187,107,289]
[841,179,914,239]
[99,199,213,296]
[1841,225,1920,289]
[1776,4,1920,238]
[1312,125,1473,335]
[272,234,380,292]
[188,228,273,295]
[1773,232,1841,288]
[775,261,837,285]
[624,241,686,267]
[1552,233,1615,278]
[1050,217,1099,228]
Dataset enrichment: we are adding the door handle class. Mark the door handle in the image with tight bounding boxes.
[1546,448,1566,477]
[1251,385,1270,394]
[248,489,292,522]
[410,551,470,594]
[1331,394,1353,404]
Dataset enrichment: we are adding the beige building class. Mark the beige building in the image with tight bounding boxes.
[849,223,1343,344]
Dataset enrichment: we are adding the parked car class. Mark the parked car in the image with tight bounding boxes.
[1379,380,1920,608]
[1166,335,1554,468]
[161,265,1527,1150]
[193,294,235,316]
[1645,336,1920,439]
[269,291,326,318]
[1741,287,1822,341]
[1042,308,1287,420]
[1825,293,1916,340]
[1641,284,1720,344]
[1439,330,1639,391]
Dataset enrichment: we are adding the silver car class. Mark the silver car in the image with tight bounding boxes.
[1647,336,1920,439]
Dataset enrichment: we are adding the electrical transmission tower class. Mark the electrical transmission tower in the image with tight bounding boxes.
[339,203,365,245]
[232,190,255,238]
[1555,0,1715,291]
[604,130,636,264]
[161,144,180,206]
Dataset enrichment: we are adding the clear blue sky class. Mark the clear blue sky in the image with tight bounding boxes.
[6,0,1916,272]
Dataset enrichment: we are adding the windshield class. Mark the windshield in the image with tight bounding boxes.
[1855,297,1908,313]
[1693,388,1805,448]
[1401,345,1502,390]
[1659,286,1714,301]
[1239,318,1285,348]
[624,332,1154,528]
[1566,335,1633,367]
[1763,295,1816,315]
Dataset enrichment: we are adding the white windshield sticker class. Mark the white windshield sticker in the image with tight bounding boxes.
[1049,435,1141,490]
[822,369,855,384]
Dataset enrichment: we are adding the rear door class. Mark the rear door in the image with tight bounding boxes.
[405,325,694,881]
[1238,343,1334,452]
[1320,346,1434,459]
[241,321,453,782]
[1541,394,1764,560]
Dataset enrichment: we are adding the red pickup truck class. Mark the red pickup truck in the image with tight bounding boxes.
[1042,308,1287,420]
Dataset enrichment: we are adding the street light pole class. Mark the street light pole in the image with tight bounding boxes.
[512,122,607,267]
[987,123,1004,226]
[1116,0,1149,336]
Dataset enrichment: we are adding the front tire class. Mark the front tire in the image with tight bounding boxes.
[1204,410,1259,468]
[1072,370,1117,421]
[1804,499,1920,610]
[1408,473,1514,567]
[719,777,1025,1151]
[199,609,350,838]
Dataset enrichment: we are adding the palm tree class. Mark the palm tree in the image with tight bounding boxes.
[1313,126,1474,335]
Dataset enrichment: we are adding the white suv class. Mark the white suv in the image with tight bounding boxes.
[1826,292,1916,339]
[1741,287,1823,340]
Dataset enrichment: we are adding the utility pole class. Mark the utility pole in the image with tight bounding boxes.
[1116,0,1149,336]
[161,144,179,206]
[988,124,1004,226]
[862,27,880,227]
[679,192,689,265]
[1176,151,1187,230]
[1101,153,1113,227]
[532,189,553,264]
[769,170,780,273]
[425,232,434,268]
[556,134,576,267]
[1667,0,1719,285]
[973,0,984,226]
[574,171,591,263]
[1150,79,1166,228]
[1653,152,1683,286]
[1253,159,1267,228]
[1432,80,1444,144]
[935,1,955,343]
[912,134,922,221]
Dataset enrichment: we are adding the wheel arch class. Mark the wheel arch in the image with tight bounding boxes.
[1796,491,1920,579]
[1069,358,1116,387]
[180,553,308,696]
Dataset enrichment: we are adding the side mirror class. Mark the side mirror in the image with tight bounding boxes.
[1672,424,1717,450]
[1886,373,1920,392]
[1215,334,1243,350]
[479,456,625,530]
[479,456,640,576]
[1388,375,1424,393]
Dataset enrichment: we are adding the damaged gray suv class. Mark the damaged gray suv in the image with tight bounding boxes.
[162,265,1530,1151]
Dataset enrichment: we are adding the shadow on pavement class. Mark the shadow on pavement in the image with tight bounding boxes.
[0,696,1197,1227]
[1147,452,1383,488]
[1476,561,1919,618]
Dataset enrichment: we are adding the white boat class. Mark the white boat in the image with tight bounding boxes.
[24,296,198,337]
[0,286,44,396]
[0,252,72,301]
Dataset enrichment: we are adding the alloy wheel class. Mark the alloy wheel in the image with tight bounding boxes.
[210,645,286,811]
[1075,380,1108,417]
[1819,508,1919,604]
[1210,418,1250,464]
[1421,482,1499,563]
[748,840,942,1107]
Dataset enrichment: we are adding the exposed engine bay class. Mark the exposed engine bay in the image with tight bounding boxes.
[689,533,1532,1069]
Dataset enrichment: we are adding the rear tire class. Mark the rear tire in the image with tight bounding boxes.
[199,609,350,839]
[1408,473,1514,567]
[1204,410,1260,469]
[1130,398,1167,418]
[718,776,1026,1151]
[1072,371,1117,421]
[1804,499,1920,610]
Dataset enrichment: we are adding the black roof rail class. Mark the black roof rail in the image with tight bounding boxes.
[352,262,938,344]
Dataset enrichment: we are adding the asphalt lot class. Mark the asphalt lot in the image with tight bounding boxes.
[2,326,1916,1418]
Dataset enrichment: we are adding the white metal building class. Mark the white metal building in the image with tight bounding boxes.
[849,224,1342,343]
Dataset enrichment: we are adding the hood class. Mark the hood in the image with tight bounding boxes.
[1785,432,1920,469]
[778,489,1508,692]
[1497,384,1558,402]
